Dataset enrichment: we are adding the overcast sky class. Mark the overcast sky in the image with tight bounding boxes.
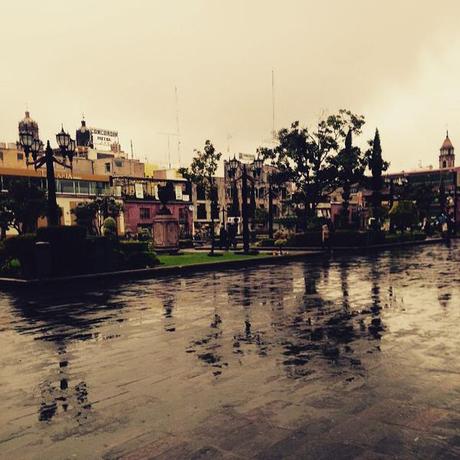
[2,0,460,172]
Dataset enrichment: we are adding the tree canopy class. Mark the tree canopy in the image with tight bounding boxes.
[0,180,47,236]
[258,109,365,228]
[72,196,122,235]
[179,140,222,253]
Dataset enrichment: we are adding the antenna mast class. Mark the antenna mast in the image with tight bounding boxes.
[158,132,179,169]
[272,69,276,144]
[130,140,134,159]
[175,86,181,166]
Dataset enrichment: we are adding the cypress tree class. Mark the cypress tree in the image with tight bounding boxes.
[370,129,383,220]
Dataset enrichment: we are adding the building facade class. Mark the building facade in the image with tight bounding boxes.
[112,175,193,238]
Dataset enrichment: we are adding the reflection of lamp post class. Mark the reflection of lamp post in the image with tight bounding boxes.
[228,156,262,254]
[18,125,75,226]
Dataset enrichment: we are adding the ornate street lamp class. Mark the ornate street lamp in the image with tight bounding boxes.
[252,155,264,179]
[226,155,266,254]
[228,156,240,175]
[19,130,34,160]
[18,124,75,227]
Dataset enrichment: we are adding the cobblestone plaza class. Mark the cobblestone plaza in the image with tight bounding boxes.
[1,243,460,459]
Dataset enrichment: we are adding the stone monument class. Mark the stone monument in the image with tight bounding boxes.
[152,181,180,253]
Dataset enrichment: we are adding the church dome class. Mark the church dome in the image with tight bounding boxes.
[18,111,39,138]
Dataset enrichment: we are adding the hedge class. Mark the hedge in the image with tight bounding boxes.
[118,241,150,254]
[37,226,88,276]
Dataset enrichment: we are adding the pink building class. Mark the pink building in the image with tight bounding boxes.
[113,176,193,238]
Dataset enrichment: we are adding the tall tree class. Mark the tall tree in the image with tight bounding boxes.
[0,180,47,235]
[365,129,389,224]
[258,109,365,229]
[331,129,367,228]
[72,196,122,235]
[179,140,222,254]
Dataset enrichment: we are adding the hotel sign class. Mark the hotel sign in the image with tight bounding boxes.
[90,127,119,149]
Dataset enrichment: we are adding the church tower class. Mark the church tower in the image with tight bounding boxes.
[439,131,455,169]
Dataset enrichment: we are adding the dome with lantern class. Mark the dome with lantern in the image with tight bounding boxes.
[76,117,93,148]
[18,111,39,139]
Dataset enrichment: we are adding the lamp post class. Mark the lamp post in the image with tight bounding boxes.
[18,125,75,227]
[250,156,278,240]
[228,155,262,254]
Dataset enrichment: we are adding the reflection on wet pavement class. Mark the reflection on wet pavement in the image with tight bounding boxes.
[1,242,460,458]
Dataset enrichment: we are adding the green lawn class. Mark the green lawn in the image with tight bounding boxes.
[158,251,272,267]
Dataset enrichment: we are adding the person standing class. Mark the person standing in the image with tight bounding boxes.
[228,218,237,250]
[219,224,228,250]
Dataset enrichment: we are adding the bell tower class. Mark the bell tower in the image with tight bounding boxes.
[439,131,455,169]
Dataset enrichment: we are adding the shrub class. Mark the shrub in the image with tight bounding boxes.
[137,228,151,241]
[125,251,159,269]
[37,225,86,242]
[330,230,368,247]
[118,241,150,254]
[85,236,120,273]
[287,232,322,247]
[275,238,287,248]
[256,238,275,247]
[103,217,117,238]
[0,258,21,277]
[384,231,426,244]
[274,216,297,230]
[3,234,37,278]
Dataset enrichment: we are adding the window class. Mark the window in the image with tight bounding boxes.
[0,151,3,161]
[105,162,111,172]
[196,185,206,200]
[115,159,123,167]
[197,203,207,219]
[60,180,75,194]
[78,181,90,194]
[17,153,24,161]
[140,207,151,219]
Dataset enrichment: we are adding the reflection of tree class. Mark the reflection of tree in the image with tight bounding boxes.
[11,288,124,424]
[367,256,384,340]
[186,274,226,376]
[437,244,453,309]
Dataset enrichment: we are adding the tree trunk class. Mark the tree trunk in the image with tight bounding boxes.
[341,184,351,228]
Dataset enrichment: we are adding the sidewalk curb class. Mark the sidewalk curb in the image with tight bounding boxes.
[0,250,325,290]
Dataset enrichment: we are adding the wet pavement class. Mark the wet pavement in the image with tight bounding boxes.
[1,242,460,459]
